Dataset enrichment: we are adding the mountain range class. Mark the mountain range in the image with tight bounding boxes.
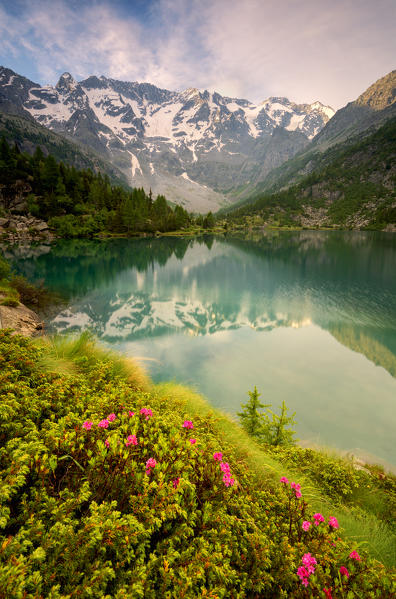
[224,70,396,229]
[0,65,334,211]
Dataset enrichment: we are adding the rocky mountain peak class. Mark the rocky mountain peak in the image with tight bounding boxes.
[355,70,396,111]
[56,72,78,93]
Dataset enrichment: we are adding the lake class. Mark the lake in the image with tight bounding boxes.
[5,231,396,470]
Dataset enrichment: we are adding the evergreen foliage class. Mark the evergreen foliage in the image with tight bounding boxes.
[238,387,296,446]
[0,137,192,237]
[224,118,396,230]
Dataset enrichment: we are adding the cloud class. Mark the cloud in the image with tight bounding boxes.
[0,0,395,108]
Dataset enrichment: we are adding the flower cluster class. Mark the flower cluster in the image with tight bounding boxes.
[291,481,302,498]
[125,434,138,446]
[182,420,194,429]
[280,477,302,498]
[82,420,93,430]
[140,407,153,420]
[108,413,116,422]
[349,550,361,561]
[213,452,223,461]
[328,516,339,529]
[145,457,157,475]
[339,566,349,578]
[302,521,311,531]
[297,552,317,587]
[217,458,235,487]
[313,512,325,525]
[98,419,109,429]
[189,438,196,444]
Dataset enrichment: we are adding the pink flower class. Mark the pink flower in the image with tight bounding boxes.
[98,419,109,428]
[140,407,153,420]
[189,438,196,444]
[105,438,110,448]
[182,420,193,429]
[220,462,230,474]
[302,553,317,568]
[172,477,180,489]
[82,420,93,430]
[298,553,316,587]
[329,517,339,529]
[291,482,301,491]
[297,566,309,580]
[128,411,135,417]
[213,452,223,461]
[339,566,349,578]
[349,551,361,561]
[280,476,289,484]
[125,434,138,446]
[223,474,235,487]
[294,489,302,498]
[313,512,325,525]
[302,521,311,531]
[108,413,116,422]
[323,588,333,599]
[146,458,157,469]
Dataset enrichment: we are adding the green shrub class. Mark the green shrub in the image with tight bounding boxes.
[0,331,394,598]
[0,296,19,307]
[238,387,296,446]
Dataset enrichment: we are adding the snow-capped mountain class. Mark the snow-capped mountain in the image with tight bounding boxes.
[0,66,335,211]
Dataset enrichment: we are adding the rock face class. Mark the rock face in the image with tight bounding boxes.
[0,296,43,337]
[0,214,51,242]
[0,66,335,211]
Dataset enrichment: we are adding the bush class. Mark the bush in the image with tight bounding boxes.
[0,331,394,598]
[0,296,19,307]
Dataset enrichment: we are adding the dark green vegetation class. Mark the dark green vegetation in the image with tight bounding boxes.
[0,330,395,597]
[0,137,194,237]
[238,387,296,446]
[223,118,396,230]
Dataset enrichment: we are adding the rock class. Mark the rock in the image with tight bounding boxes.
[0,296,44,337]
[35,221,49,231]
[0,217,10,227]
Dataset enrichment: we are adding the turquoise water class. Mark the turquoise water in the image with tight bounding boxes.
[6,231,396,469]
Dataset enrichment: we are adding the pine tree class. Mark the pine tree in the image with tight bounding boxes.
[238,387,270,441]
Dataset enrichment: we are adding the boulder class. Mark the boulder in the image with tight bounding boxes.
[0,296,44,337]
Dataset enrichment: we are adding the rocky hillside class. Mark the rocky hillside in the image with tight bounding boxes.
[224,117,396,230]
[239,70,396,200]
[0,66,334,211]
[0,111,127,187]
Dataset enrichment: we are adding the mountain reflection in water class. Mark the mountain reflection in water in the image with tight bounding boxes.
[5,231,396,469]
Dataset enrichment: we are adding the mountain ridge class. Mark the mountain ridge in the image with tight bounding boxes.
[0,65,334,211]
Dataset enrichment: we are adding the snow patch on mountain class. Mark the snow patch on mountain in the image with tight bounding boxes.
[0,66,335,211]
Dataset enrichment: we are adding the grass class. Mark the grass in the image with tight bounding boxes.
[0,280,20,307]
[35,331,151,390]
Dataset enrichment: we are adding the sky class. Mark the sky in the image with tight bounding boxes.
[0,0,394,109]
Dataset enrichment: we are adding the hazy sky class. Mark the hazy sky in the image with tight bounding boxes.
[0,0,394,109]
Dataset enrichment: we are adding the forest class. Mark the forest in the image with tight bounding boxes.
[0,137,212,237]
